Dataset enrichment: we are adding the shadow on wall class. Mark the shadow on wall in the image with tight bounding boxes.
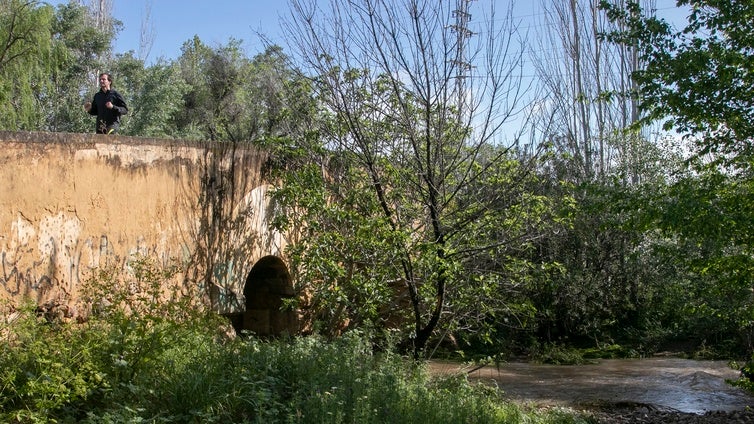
[226,255,298,337]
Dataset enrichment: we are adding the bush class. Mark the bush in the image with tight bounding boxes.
[1,312,595,423]
[0,258,593,423]
[124,331,525,423]
[0,302,110,422]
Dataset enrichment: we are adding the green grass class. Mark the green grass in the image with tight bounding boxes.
[0,304,596,423]
[0,258,594,423]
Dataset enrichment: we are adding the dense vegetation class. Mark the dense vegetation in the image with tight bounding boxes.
[0,259,590,423]
[1,0,753,402]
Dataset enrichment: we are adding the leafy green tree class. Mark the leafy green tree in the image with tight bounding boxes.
[602,0,754,352]
[514,0,684,351]
[519,129,685,349]
[235,45,318,143]
[171,39,314,143]
[278,0,539,358]
[602,0,754,169]
[442,147,565,350]
[173,36,223,140]
[49,1,114,133]
[0,0,114,132]
[108,52,188,138]
[172,36,249,141]
[0,0,58,130]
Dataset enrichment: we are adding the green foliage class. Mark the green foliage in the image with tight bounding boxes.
[0,2,310,140]
[598,0,754,356]
[0,301,109,422]
[48,0,114,133]
[2,0,752,377]
[529,343,639,365]
[280,0,540,358]
[159,39,315,142]
[0,256,224,422]
[602,0,754,168]
[269,134,562,358]
[519,175,647,347]
[0,0,113,132]
[172,36,240,141]
[730,358,754,393]
[530,343,592,366]
[111,53,190,138]
[0,0,57,130]
[270,154,409,337]
[645,168,754,351]
[0,292,591,423]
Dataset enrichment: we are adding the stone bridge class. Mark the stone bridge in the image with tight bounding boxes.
[0,131,298,336]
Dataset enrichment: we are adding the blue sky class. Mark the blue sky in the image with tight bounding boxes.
[115,0,288,61]
[47,0,687,65]
[48,0,287,63]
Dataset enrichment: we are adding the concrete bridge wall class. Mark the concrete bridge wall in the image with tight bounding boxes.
[0,131,296,335]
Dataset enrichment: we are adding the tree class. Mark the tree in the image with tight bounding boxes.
[107,52,188,138]
[531,0,662,184]
[602,0,754,352]
[0,0,114,132]
[137,0,155,62]
[0,0,48,72]
[49,0,113,133]
[602,0,754,169]
[0,0,57,130]
[235,45,318,143]
[279,0,535,357]
[518,0,674,349]
[172,36,241,141]
[170,38,314,143]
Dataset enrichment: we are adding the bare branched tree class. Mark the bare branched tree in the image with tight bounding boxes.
[282,0,532,357]
[531,0,658,183]
[138,0,155,62]
[89,0,112,32]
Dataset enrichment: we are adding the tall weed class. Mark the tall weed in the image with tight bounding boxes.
[0,301,109,423]
[0,258,591,423]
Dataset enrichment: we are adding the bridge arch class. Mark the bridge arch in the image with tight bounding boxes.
[0,132,300,327]
[239,255,298,337]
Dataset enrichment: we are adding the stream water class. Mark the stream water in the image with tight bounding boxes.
[431,357,754,414]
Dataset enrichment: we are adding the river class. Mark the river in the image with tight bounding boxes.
[430,357,754,414]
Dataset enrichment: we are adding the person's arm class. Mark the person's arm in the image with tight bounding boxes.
[85,97,97,115]
[111,92,128,115]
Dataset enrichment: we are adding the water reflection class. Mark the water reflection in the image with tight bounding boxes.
[431,358,754,414]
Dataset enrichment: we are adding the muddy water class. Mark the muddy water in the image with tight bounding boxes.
[431,358,754,413]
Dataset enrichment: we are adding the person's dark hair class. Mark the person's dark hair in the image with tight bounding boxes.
[99,72,113,84]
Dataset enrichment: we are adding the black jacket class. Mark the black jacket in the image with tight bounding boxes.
[88,89,128,134]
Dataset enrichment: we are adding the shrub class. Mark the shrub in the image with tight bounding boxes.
[0,258,593,423]
[0,301,111,422]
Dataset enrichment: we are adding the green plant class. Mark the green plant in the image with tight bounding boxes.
[0,302,110,422]
[728,358,754,394]
[529,343,582,365]
[1,261,596,423]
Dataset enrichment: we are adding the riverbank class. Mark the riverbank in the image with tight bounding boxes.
[588,405,754,423]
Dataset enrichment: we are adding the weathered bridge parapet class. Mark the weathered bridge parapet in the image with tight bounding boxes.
[0,131,297,335]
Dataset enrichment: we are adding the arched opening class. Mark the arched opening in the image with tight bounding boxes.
[240,255,298,336]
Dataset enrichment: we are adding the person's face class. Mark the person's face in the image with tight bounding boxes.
[99,74,111,91]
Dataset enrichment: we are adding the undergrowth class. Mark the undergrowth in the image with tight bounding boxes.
[0,258,593,423]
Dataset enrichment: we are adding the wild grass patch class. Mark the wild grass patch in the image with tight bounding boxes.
[0,258,593,423]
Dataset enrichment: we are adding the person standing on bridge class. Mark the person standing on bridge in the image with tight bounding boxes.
[84,72,128,134]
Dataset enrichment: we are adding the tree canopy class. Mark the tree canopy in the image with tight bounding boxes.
[602,0,754,169]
